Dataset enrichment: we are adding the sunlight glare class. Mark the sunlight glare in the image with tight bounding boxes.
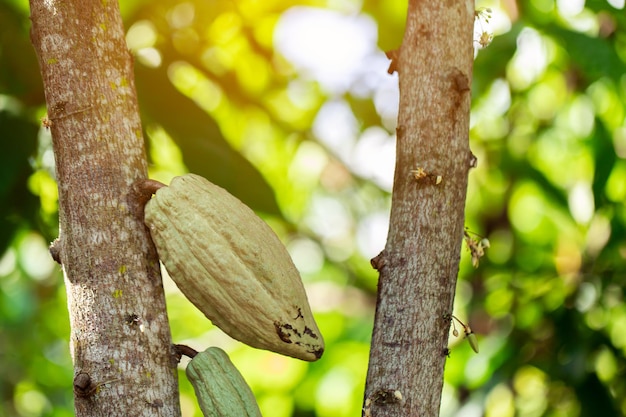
[507,28,549,90]
[568,182,594,224]
[126,20,161,67]
[485,384,514,417]
[306,196,352,241]
[556,0,584,16]
[18,233,56,282]
[275,7,377,92]
[0,248,16,276]
[126,20,157,50]
[356,212,389,259]
[351,126,395,190]
[312,99,359,160]
[167,2,195,29]
[288,238,325,274]
[585,213,611,256]
[315,367,359,417]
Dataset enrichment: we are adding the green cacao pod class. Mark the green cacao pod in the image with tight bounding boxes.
[144,174,324,361]
[187,347,262,417]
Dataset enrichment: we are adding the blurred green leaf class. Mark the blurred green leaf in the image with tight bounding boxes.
[0,1,44,105]
[135,62,282,216]
[0,110,39,255]
[545,26,626,85]
[589,120,616,208]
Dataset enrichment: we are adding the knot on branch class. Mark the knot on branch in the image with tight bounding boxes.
[73,372,97,398]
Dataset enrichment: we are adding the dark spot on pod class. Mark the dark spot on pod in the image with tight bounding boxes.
[274,322,293,343]
[304,327,319,339]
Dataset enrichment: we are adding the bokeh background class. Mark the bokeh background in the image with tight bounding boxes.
[2,0,626,416]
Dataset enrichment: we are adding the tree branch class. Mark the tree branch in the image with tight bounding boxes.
[363,1,475,415]
[29,0,181,415]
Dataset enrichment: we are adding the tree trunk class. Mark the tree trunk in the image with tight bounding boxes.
[29,0,181,415]
[363,1,474,416]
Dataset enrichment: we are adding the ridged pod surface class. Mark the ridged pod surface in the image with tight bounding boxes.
[186,347,262,417]
[144,174,324,361]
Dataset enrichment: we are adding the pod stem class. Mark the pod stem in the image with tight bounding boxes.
[174,344,199,360]
[128,178,167,219]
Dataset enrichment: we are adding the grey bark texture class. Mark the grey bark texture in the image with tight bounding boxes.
[29,0,182,415]
[363,1,475,416]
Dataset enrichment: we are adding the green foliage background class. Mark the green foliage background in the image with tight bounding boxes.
[1,0,626,416]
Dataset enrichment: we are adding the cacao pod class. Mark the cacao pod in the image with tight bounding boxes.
[144,174,324,361]
[187,347,262,417]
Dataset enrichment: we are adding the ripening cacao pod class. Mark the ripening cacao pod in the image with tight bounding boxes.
[144,174,324,361]
[186,347,262,417]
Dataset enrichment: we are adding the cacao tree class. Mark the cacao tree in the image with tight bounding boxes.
[27,0,477,414]
[16,0,626,416]
[28,0,475,415]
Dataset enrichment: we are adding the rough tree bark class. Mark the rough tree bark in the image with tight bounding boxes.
[29,0,181,415]
[363,1,474,416]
